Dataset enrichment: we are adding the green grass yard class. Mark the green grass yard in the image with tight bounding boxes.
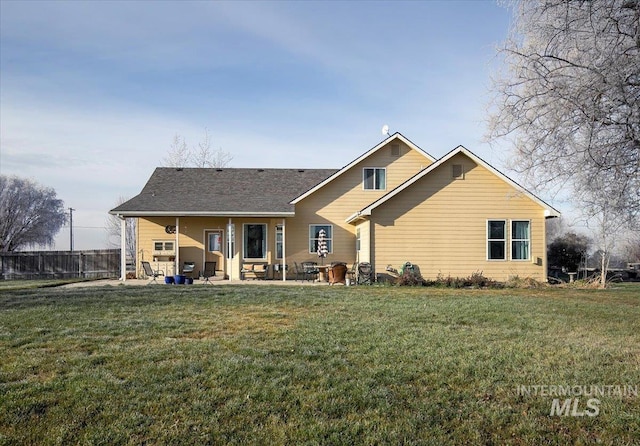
[1,283,638,445]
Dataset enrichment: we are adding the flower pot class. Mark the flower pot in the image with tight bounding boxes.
[174,275,186,285]
[164,276,174,284]
[185,277,194,285]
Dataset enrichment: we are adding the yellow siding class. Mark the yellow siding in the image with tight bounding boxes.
[285,140,432,270]
[134,142,551,283]
[137,217,177,277]
[138,216,296,279]
[356,220,370,264]
[370,153,549,281]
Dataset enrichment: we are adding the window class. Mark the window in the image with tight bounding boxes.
[452,164,464,179]
[363,168,386,190]
[275,225,283,260]
[356,228,361,252]
[511,220,530,260]
[208,232,222,252]
[487,220,506,260]
[243,224,266,259]
[309,224,333,254]
[153,241,174,252]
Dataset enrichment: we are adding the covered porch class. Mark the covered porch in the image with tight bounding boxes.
[115,215,293,283]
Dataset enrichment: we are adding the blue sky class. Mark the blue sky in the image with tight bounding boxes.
[1,0,527,250]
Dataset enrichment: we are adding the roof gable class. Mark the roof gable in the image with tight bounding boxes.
[290,132,435,204]
[346,145,560,223]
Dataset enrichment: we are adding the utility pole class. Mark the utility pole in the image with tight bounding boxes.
[69,208,75,251]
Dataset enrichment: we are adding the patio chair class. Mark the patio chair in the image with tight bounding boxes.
[202,261,216,284]
[182,262,196,278]
[346,262,357,285]
[141,261,164,284]
[329,262,348,285]
[357,262,373,285]
[302,261,320,282]
[293,262,305,282]
[273,263,288,280]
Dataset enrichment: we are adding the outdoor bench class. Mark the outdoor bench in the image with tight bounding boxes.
[241,263,268,280]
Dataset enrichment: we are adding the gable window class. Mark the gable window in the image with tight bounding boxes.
[452,164,464,179]
[363,168,386,190]
[511,220,531,261]
[243,224,266,259]
[391,144,401,157]
[275,225,283,260]
[309,224,333,254]
[487,220,506,260]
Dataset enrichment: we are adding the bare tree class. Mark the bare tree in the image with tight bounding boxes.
[192,127,233,168]
[620,231,640,263]
[163,134,191,168]
[0,175,66,251]
[106,196,136,262]
[164,128,233,168]
[488,0,640,228]
[581,170,635,286]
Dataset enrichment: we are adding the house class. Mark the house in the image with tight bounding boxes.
[110,133,560,282]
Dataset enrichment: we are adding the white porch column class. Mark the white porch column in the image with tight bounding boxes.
[282,218,286,282]
[228,218,234,281]
[120,216,126,281]
[175,217,180,274]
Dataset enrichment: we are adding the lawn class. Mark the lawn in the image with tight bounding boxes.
[0,283,638,445]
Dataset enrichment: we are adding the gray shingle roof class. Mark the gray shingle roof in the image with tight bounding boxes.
[110,167,337,217]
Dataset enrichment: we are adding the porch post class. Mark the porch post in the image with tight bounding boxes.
[175,217,180,275]
[228,218,233,281]
[120,215,126,281]
[282,218,286,282]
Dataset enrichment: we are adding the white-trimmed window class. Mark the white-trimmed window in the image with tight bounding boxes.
[275,225,283,260]
[309,224,333,254]
[487,220,506,260]
[363,168,386,190]
[207,232,222,253]
[153,240,174,252]
[243,223,267,259]
[511,220,531,261]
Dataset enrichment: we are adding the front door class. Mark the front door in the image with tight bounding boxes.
[205,230,224,277]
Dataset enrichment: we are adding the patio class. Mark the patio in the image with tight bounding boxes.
[62,277,335,288]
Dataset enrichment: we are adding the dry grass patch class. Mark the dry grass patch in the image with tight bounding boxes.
[173,306,302,340]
